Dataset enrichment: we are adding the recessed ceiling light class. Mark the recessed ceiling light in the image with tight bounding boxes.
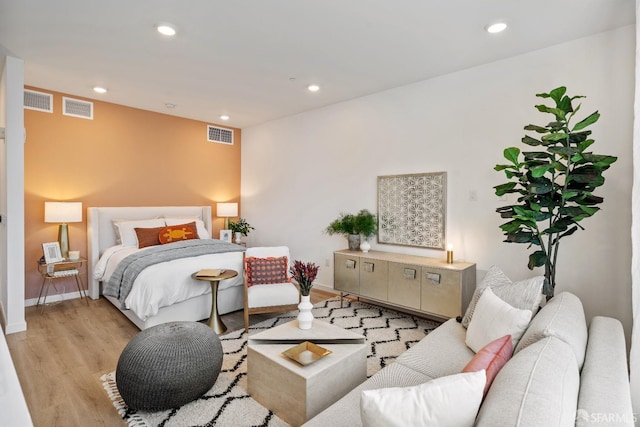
[93,86,107,94]
[307,84,320,92]
[486,22,507,34]
[156,23,176,36]
[165,102,176,109]
[220,115,230,121]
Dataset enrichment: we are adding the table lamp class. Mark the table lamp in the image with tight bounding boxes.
[216,202,238,229]
[45,201,82,259]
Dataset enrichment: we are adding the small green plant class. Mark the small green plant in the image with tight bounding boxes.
[325,213,357,237]
[354,209,377,239]
[494,86,617,298]
[228,218,255,236]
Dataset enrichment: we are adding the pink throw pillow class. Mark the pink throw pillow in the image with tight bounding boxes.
[462,334,512,396]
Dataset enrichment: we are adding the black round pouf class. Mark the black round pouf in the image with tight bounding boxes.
[115,321,223,411]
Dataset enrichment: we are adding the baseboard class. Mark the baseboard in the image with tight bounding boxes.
[312,283,339,295]
[25,290,84,307]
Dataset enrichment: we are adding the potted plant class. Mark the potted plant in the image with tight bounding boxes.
[354,209,377,252]
[289,260,320,330]
[228,218,255,244]
[494,86,617,299]
[325,212,360,250]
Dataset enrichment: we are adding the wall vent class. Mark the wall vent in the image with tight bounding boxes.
[24,89,53,113]
[207,125,234,145]
[63,97,93,119]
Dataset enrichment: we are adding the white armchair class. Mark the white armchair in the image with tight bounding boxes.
[243,246,300,332]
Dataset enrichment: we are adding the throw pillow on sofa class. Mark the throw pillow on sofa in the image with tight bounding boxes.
[475,336,579,426]
[462,334,512,396]
[461,265,544,328]
[465,287,531,352]
[514,291,588,369]
[360,370,486,427]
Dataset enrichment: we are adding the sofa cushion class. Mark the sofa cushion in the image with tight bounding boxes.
[577,316,635,427]
[514,291,588,369]
[395,318,475,379]
[461,265,544,328]
[465,287,531,352]
[360,370,485,427]
[304,362,434,427]
[475,336,579,427]
[462,334,512,396]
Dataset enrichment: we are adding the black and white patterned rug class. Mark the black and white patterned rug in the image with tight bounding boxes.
[101,297,440,427]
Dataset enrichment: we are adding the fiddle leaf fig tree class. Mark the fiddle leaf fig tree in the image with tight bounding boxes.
[494,86,617,298]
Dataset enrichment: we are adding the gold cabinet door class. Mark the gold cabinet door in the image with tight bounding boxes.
[334,253,360,294]
[421,267,462,318]
[359,258,388,301]
[388,262,421,310]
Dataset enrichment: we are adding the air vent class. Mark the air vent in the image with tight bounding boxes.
[63,97,93,119]
[24,89,53,113]
[207,125,234,145]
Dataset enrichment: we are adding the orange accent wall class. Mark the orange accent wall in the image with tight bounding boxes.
[24,86,241,300]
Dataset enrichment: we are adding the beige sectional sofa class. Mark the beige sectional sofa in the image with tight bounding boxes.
[304,291,634,426]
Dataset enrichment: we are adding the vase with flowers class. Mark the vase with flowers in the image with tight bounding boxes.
[290,260,319,330]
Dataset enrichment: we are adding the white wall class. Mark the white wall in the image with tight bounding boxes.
[242,26,635,342]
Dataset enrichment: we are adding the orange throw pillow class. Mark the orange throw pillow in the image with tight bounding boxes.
[158,221,199,244]
[135,226,166,248]
[462,334,512,397]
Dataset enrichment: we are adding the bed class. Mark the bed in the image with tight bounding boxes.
[87,206,246,329]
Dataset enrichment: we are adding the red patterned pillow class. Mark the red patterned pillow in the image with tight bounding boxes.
[158,221,199,244]
[462,334,512,397]
[135,226,165,248]
[245,256,290,286]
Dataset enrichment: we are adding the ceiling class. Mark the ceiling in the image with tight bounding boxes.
[0,0,635,128]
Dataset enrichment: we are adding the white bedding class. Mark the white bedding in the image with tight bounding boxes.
[95,244,244,321]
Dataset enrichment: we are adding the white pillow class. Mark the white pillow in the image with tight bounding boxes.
[461,265,544,328]
[164,217,210,239]
[360,370,486,427]
[113,218,166,247]
[466,287,532,353]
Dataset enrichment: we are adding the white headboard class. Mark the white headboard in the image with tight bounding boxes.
[86,206,212,299]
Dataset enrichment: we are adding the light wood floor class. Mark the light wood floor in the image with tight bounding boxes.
[6,289,336,427]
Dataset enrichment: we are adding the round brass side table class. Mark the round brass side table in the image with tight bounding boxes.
[192,269,238,334]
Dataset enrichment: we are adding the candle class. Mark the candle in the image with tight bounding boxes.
[446,244,454,264]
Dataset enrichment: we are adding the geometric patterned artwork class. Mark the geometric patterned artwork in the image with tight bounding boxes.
[377,172,447,249]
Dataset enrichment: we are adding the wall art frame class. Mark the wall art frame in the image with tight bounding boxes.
[42,241,64,263]
[219,230,232,243]
[377,172,447,249]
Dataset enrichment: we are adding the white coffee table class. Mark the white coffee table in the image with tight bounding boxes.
[248,319,366,426]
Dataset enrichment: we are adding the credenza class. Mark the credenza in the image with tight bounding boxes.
[334,249,476,320]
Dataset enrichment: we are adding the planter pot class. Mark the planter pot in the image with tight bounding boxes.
[348,234,361,251]
[360,240,371,252]
[297,295,314,330]
[234,232,242,244]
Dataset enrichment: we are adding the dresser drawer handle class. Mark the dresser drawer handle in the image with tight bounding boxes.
[403,268,416,280]
[364,262,374,273]
[425,272,441,284]
[345,259,356,269]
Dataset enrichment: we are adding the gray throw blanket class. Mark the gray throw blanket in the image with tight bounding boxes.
[103,239,245,307]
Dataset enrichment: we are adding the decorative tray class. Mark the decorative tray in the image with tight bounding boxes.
[282,341,332,366]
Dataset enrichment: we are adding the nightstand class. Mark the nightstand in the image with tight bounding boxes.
[37,257,88,310]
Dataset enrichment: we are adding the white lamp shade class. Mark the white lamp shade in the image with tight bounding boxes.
[217,202,238,217]
[44,202,83,223]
